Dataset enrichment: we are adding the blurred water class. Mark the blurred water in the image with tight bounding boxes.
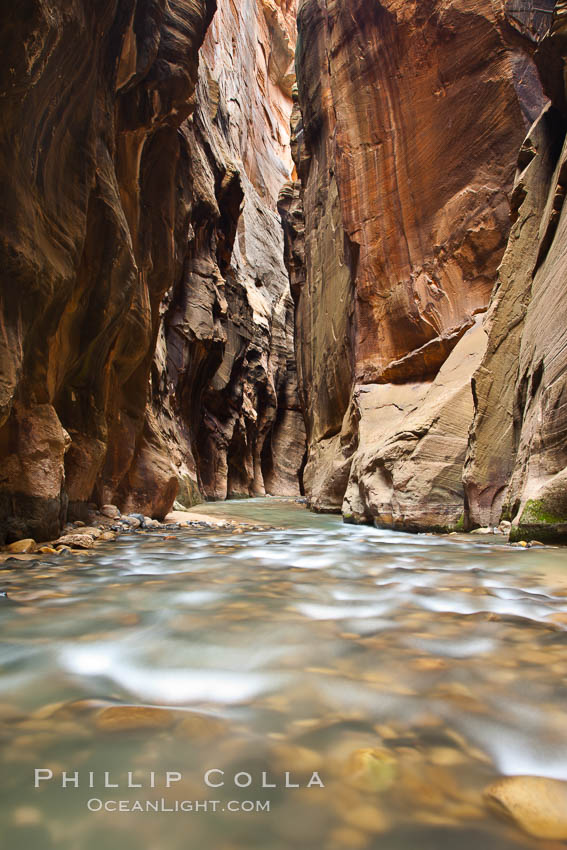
[1,498,567,850]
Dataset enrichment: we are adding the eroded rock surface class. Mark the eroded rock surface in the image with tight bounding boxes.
[345,319,487,531]
[464,4,567,542]
[152,0,304,506]
[281,0,547,529]
[0,0,303,544]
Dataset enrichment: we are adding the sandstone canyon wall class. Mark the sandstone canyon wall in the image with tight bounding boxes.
[280,0,552,533]
[464,4,567,543]
[0,0,303,545]
[150,0,305,508]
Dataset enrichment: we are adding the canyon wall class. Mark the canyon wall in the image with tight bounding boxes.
[149,0,304,508]
[464,4,567,543]
[0,0,302,545]
[281,0,550,532]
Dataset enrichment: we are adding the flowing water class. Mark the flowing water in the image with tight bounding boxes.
[1,498,567,850]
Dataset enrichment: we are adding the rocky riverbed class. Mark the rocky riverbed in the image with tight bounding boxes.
[0,503,280,563]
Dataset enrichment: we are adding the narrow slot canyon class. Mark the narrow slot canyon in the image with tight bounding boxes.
[2,0,567,545]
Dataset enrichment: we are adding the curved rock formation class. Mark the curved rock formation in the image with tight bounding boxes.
[1,0,216,542]
[0,0,303,544]
[464,4,567,542]
[281,0,547,528]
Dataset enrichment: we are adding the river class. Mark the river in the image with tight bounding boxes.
[1,498,567,849]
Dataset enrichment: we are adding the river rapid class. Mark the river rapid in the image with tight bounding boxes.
[1,498,567,850]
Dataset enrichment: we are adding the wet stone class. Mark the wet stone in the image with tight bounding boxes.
[345,748,397,792]
[339,803,390,834]
[6,540,36,554]
[54,533,94,549]
[176,713,228,740]
[484,775,567,840]
[75,527,103,539]
[327,825,369,849]
[123,515,143,528]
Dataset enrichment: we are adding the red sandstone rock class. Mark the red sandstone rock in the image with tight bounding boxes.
[0,0,217,542]
[0,0,304,543]
[283,0,547,528]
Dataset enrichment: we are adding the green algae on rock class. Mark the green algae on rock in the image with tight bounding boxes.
[510,499,567,544]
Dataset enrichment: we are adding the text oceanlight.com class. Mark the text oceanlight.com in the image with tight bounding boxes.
[86,799,271,813]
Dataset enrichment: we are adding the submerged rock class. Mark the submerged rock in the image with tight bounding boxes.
[176,713,228,740]
[346,748,397,793]
[340,804,390,835]
[94,706,178,733]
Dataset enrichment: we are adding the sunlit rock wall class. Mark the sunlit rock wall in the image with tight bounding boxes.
[282,0,547,529]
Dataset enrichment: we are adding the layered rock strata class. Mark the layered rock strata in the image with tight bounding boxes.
[464,4,567,542]
[0,0,302,544]
[281,0,547,528]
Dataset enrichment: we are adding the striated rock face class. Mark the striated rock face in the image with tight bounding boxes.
[0,0,303,544]
[0,0,216,542]
[282,0,547,527]
[150,0,305,506]
[345,318,487,531]
[464,4,567,543]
